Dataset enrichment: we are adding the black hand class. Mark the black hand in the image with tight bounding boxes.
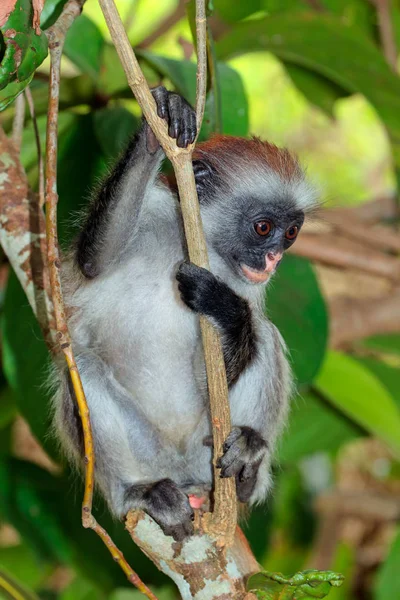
[217,427,267,503]
[151,86,197,148]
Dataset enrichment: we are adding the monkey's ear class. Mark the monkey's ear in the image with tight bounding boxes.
[192,159,216,199]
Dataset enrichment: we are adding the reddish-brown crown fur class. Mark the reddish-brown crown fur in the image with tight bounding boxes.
[194,135,301,180]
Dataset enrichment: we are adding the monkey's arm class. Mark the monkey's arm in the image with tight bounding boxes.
[176,262,257,386]
[76,88,196,278]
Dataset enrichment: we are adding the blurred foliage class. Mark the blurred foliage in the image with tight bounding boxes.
[0,0,400,599]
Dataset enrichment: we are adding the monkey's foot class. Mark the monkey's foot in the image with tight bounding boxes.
[125,479,194,541]
[217,426,267,503]
[151,86,197,148]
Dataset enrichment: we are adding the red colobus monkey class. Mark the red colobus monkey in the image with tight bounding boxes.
[52,87,318,541]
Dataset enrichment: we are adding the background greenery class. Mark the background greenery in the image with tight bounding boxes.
[1,0,400,599]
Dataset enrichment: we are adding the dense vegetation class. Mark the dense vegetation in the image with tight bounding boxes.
[0,1,400,599]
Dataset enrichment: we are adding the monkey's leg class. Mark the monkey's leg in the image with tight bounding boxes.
[54,352,194,541]
[76,87,196,279]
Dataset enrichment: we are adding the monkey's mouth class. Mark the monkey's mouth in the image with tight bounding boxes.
[240,264,270,283]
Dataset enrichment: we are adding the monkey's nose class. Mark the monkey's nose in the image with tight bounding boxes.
[265,251,283,273]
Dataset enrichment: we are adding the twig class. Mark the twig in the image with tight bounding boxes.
[292,232,400,280]
[373,0,398,71]
[98,0,236,546]
[330,287,400,347]
[194,1,207,134]
[11,92,26,153]
[322,211,400,253]
[137,0,185,48]
[25,86,45,208]
[44,2,157,597]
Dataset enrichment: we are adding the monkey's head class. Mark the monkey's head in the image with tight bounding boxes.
[193,135,318,285]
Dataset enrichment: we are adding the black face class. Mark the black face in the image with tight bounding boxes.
[211,197,305,283]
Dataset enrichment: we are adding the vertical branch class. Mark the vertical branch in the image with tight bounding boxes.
[25,86,45,208]
[98,0,237,546]
[374,0,398,71]
[44,2,158,597]
[194,0,207,134]
[11,92,26,152]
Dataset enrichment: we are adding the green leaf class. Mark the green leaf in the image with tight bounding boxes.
[355,357,400,409]
[93,106,139,160]
[40,0,68,30]
[203,62,249,137]
[0,0,48,91]
[216,12,400,164]
[0,387,17,429]
[359,334,400,358]
[0,458,72,563]
[63,15,105,80]
[374,528,400,600]
[284,64,348,116]
[280,391,361,464]
[0,75,33,111]
[0,546,44,597]
[214,0,263,23]
[315,352,400,458]
[247,569,344,599]
[59,577,105,600]
[267,255,328,385]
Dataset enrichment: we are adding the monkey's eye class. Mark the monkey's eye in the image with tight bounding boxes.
[254,220,272,236]
[285,225,298,240]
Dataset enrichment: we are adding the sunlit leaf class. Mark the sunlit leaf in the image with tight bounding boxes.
[284,64,348,116]
[267,255,328,385]
[374,528,400,600]
[280,392,361,464]
[315,352,400,458]
[217,12,400,164]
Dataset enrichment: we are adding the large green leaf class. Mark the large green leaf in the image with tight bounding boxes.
[315,352,400,458]
[280,391,361,464]
[374,528,400,600]
[355,357,400,409]
[267,255,328,385]
[216,12,400,164]
[214,0,263,23]
[93,106,139,160]
[284,64,348,116]
[138,50,249,137]
[64,14,105,80]
[0,0,48,94]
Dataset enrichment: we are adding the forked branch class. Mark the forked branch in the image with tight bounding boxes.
[98,0,237,545]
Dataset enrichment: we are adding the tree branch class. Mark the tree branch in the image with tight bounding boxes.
[98,0,236,546]
[43,1,157,598]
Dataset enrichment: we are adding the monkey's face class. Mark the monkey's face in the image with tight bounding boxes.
[203,195,305,285]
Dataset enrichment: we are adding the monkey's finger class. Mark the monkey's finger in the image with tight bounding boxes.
[223,427,242,452]
[220,459,245,479]
[151,86,169,120]
[203,435,213,447]
[167,93,182,139]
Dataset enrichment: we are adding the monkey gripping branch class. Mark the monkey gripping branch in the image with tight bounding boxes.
[0,0,344,599]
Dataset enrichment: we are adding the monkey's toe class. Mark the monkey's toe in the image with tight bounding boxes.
[143,479,194,541]
[217,426,267,483]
